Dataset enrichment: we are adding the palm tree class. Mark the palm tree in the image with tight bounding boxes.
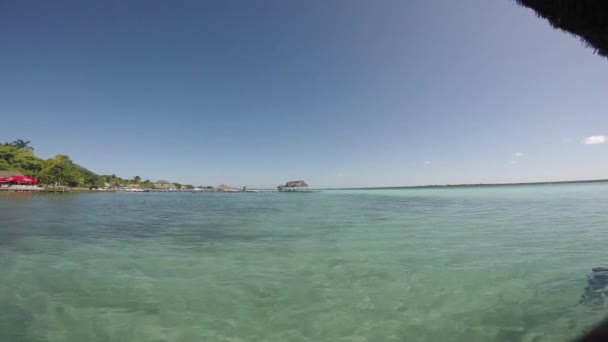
[134,176,141,183]
[11,139,33,150]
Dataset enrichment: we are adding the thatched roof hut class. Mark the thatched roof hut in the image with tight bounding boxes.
[516,0,608,57]
[285,180,308,188]
[278,180,309,191]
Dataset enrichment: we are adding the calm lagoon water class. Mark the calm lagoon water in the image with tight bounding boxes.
[2,184,608,341]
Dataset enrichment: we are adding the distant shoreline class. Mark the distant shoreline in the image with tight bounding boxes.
[327,178,608,190]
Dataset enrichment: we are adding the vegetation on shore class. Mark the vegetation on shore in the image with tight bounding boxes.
[0,139,190,188]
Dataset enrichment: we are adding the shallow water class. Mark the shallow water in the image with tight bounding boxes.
[2,184,608,341]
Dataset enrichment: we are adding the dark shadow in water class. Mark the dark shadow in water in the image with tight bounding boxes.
[0,301,37,342]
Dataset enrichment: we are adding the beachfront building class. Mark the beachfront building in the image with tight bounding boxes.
[278,180,309,192]
[154,180,175,191]
[124,184,146,192]
[192,186,215,192]
[216,184,240,192]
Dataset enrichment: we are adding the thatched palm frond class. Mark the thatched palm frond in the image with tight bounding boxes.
[516,0,608,58]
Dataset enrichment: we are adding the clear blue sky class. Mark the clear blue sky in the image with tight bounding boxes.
[1,0,607,188]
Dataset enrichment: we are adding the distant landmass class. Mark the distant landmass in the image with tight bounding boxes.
[333,179,608,190]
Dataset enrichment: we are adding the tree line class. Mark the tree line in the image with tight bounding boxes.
[0,140,190,189]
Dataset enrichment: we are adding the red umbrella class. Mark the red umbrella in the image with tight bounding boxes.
[0,175,39,184]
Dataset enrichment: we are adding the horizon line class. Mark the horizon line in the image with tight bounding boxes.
[311,178,608,190]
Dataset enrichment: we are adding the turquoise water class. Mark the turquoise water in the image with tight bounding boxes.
[2,185,608,341]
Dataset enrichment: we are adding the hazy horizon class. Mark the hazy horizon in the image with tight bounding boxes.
[2,0,607,188]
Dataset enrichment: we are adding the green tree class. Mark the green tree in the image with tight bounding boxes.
[139,179,153,189]
[37,155,101,187]
[11,139,33,151]
[39,155,78,186]
[0,139,162,189]
[0,145,42,174]
[12,149,42,174]
[0,158,11,170]
[0,146,17,169]
[73,164,102,188]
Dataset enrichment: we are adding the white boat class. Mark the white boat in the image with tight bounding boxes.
[124,186,145,192]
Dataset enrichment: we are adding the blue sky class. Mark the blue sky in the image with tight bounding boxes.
[1,0,607,188]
